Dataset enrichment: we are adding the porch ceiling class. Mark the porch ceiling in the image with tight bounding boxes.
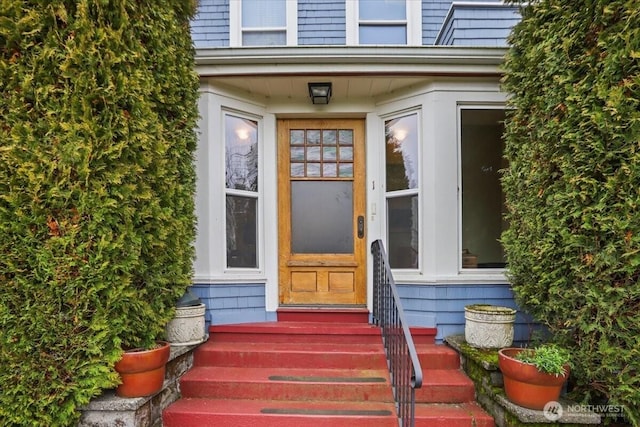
[208,75,430,102]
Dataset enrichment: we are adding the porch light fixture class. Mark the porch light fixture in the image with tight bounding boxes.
[308,82,332,105]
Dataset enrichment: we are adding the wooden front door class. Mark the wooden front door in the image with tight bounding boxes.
[278,119,366,305]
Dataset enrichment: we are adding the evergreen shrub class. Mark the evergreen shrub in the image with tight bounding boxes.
[0,1,199,425]
[502,1,640,424]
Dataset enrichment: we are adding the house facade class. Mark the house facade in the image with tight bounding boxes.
[189,0,531,342]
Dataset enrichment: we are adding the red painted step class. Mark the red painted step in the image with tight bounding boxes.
[163,321,494,427]
[415,402,495,427]
[416,369,476,403]
[194,341,388,369]
[277,307,370,323]
[180,366,394,401]
[210,321,383,344]
[164,398,399,427]
[417,343,461,370]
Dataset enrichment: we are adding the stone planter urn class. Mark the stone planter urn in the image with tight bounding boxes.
[166,291,207,346]
[464,304,516,349]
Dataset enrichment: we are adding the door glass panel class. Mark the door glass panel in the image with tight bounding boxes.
[385,113,418,191]
[387,195,418,269]
[291,181,353,254]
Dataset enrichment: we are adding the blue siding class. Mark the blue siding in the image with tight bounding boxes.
[398,283,541,343]
[422,0,454,45]
[298,0,346,45]
[435,4,520,46]
[190,283,275,326]
[191,0,229,48]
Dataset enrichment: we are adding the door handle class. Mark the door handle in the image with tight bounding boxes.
[357,216,365,239]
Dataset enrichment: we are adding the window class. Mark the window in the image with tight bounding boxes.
[230,0,297,46]
[347,0,421,45]
[225,114,259,268]
[460,108,507,269]
[385,112,420,269]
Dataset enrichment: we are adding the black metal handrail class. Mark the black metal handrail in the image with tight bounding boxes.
[371,239,423,427]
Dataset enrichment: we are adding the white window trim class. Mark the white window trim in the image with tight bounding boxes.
[230,0,298,47]
[223,110,262,273]
[193,85,277,285]
[346,0,422,46]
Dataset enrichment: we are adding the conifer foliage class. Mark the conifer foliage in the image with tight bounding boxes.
[502,1,640,423]
[0,1,199,425]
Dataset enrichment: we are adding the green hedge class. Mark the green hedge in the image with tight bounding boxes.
[0,1,199,425]
[502,1,639,424]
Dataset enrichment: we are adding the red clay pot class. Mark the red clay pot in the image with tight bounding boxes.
[114,341,170,398]
[498,348,569,410]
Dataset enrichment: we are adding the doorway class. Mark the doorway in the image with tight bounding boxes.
[278,119,367,305]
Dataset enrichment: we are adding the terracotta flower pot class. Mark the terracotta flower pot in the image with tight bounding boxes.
[114,341,170,398]
[498,348,569,410]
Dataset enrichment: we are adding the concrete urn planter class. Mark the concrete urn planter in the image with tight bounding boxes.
[165,303,206,346]
[464,304,516,349]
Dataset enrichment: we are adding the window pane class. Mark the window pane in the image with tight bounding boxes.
[226,195,258,268]
[291,181,353,253]
[226,115,258,191]
[387,195,418,269]
[243,31,286,46]
[359,0,406,20]
[461,109,507,269]
[242,0,285,27]
[359,25,406,44]
[385,113,418,191]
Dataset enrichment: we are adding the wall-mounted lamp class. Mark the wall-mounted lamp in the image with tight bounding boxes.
[308,82,332,105]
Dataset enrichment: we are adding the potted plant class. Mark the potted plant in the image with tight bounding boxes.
[498,344,571,410]
[114,340,171,398]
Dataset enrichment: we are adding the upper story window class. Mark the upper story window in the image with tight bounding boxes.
[347,0,422,45]
[230,0,297,47]
[385,112,420,269]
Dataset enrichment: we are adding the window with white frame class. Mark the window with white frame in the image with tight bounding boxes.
[460,108,507,269]
[225,113,259,268]
[347,0,421,45]
[230,0,297,47]
[385,112,420,269]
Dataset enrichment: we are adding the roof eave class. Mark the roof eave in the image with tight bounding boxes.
[194,46,508,77]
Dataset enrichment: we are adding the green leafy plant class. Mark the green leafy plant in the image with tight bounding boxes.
[0,1,199,425]
[502,1,640,424]
[515,344,571,377]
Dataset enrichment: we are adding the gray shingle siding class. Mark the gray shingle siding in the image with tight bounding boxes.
[189,0,518,48]
[435,4,520,47]
[422,0,454,45]
[191,0,229,48]
[298,0,346,45]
